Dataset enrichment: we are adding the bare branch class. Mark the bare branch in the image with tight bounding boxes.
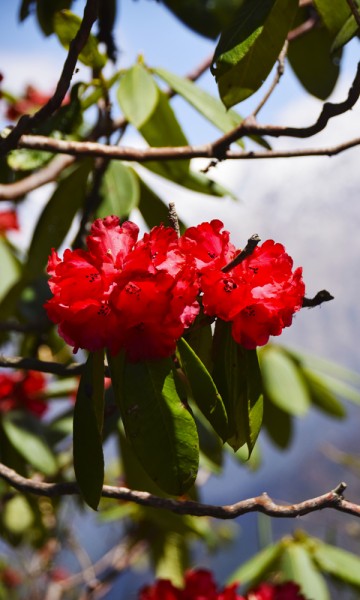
[0,0,99,156]
[0,354,84,377]
[0,463,359,519]
[252,41,288,118]
[222,234,261,273]
[302,290,334,308]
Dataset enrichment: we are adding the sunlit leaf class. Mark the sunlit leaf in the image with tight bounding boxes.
[301,367,346,418]
[0,238,21,303]
[281,542,330,600]
[313,540,360,586]
[73,350,105,510]
[3,495,34,534]
[54,10,106,69]
[117,64,159,128]
[7,149,53,171]
[109,353,199,495]
[212,0,298,107]
[314,0,351,36]
[98,161,140,219]
[332,12,360,52]
[227,541,283,586]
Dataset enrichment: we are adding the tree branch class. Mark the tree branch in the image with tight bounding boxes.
[346,0,360,29]
[0,463,359,519]
[0,0,99,156]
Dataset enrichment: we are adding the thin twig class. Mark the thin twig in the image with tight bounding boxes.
[302,290,334,307]
[0,464,359,519]
[346,0,360,29]
[287,14,319,42]
[0,0,99,157]
[0,354,85,376]
[252,41,288,117]
[222,234,261,273]
[168,202,180,237]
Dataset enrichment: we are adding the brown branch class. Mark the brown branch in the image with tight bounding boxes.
[0,0,99,157]
[0,463,359,519]
[346,0,360,29]
[0,155,75,200]
[0,354,85,377]
[211,62,360,154]
[287,14,319,42]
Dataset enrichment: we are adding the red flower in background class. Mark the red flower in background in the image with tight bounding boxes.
[139,571,308,600]
[4,84,68,121]
[45,217,199,361]
[0,210,19,234]
[0,371,47,417]
[182,222,305,349]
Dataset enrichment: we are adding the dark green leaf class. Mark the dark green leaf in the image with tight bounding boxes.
[54,10,106,69]
[24,159,92,279]
[2,412,57,476]
[117,64,159,129]
[177,337,228,441]
[314,0,351,36]
[280,542,330,600]
[97,0,117,61]
[313,541,360,586]
[73,350,105,510]
[213,0,298,107]
[36,0,72,36]
[301,367,346,418]
[19,0,36,22]
[137,174,186,233]
[332,13,359,52]
[227,541,283,586]
[263,396,293,449]
[97,162,140,219]
[288,16,341,99]
[109,353,199,495]
[184,317,213,372]
[0,238,21,303]
[161,0,246,39]
[259,346,310,416]
[212,321,263,453]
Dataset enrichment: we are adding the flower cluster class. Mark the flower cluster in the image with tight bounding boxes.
[139,570,308,600]
[0,210,19,234]
[0,371,48,417]
[45,217,304,361]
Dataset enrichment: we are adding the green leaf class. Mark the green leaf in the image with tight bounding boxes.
[109,353,199,495]
[212,0,298,107]
[97,162,140,219]
[301,367,346,418]
[314,0,351,37]
[2,412,57,476]
[288,15,341,99]
[280,542,330,600]
[54,10,106,70]
[313,540,360,587]
[285,347,360,387]
[212,321,263,454]
[137,174,186,233]
[161,0,246,39]
[263,397,293,449]
[36,0,72,36]
[332,12,360,52]
[177,337,228,442]
[259,346,310,416]
[0,238,21,303]
[7,149,53,171]
[24,159,92,279]
[3,495,34,534]
[227,541,283,586]
[154,532,188,587]
[73,350,105,510]
[19,0,36,22]
[117,64,159,129]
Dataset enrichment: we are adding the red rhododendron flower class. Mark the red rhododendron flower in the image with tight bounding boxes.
[5,84,69,121]
[0,371,47,417]
[45,217,199,361]
[0,210,19,234]
[182,222,305,349]
[249,582,307,600]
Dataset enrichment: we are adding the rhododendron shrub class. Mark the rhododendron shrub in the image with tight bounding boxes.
[0,371,47,417]
[138,570,308,600]
[44,215,306,502]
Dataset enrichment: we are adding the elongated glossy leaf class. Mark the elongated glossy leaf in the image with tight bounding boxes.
[332,13,359,52]
[54,10,106,69]
[25,159,92,279]
[137,174,186,233]
[213,0,298,107]
[73,350,105,510]
[161,0,245,39]
[301,367,346,418]
[263,396,293,449]
[259,346,310,416]
[97,161,140,219]
[36,0,72,36]
[109,353,199,495]
[117,64,159,129]
[177,337,228,441]
[313,541,360,586]
[280,543,330,600]
[314,0,351,36]
[310,372,360,405]
[2,412,57,476]
[286,347,360,387]
[288,16,341,99]
[0,238,21,303]
[227,541,283,586]
[212,321,263,453]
